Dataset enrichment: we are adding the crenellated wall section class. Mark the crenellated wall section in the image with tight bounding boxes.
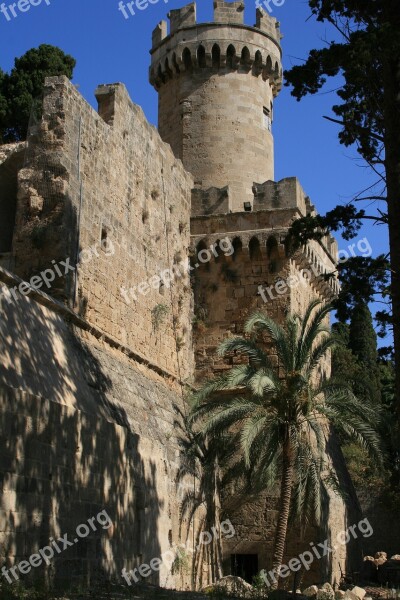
[150,1,282,211]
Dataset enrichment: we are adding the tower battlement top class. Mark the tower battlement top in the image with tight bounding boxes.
[151,1,281,50]
[150,2,282,92]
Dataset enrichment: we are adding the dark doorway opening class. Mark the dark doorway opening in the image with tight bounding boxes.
[231,554,259,584]
[0,151,23,253]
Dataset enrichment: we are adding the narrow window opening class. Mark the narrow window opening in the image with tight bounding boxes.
[212,44,221,68]
[197,45,206,68]
[183,48,192,70]
[263,107,272,131]
[249,237,262,261]
[240,47,251,67]
[227,45,236,69]
[232,237,243,260]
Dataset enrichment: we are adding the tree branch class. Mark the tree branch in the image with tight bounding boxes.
[323,116,385,142]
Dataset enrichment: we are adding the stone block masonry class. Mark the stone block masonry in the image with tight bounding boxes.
[0,75,197,588]
[150,1,282,211]
[0,275,196,588]
[0,0,362,591]
[11,76,195,382]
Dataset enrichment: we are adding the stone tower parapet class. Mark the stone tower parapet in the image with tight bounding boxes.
[150,1,282,212]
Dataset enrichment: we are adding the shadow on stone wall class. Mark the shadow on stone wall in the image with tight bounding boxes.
[326,431,363,583]
[357,490,400,559]
[0,292,163,589]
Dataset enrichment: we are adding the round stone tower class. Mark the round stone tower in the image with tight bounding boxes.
[149,1,283,212]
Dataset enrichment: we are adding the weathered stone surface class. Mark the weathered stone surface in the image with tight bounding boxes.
[303,585,319,597]
[150,4,282,211]
[317,583,335,600]
[0,1,355,594]
[203,575,254,598]
[375,551,387,561]
[351,586,366,600]
[343,592,359,600]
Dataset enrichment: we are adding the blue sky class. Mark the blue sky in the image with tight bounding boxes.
[0,0,390,329]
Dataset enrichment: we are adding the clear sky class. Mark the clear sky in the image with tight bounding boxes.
[0,0,390,327]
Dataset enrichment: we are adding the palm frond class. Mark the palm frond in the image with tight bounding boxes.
[296,302,334,370]
[249,368,279,397]
[240,414,268,467]
[244,312,295,371]
[217,337,270,367]
[305,335,337,377]
[200,398,259,437]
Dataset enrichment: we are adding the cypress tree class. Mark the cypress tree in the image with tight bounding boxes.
[349,301,382,404]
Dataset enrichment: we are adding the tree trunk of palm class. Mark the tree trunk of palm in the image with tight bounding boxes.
[383,0,400,423]
[203,459,223,586]
[211,460,223,581]
[272,437,294,589]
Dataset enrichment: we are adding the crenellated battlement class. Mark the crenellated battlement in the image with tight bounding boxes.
[150,2,282,94]
[0,3,351,591]
[150,1,282,211]
[214,0,245,24]
[253,178,314,215]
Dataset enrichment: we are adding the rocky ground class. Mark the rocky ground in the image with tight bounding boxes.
[2,573,397,600]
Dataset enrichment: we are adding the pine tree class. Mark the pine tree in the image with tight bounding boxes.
[0,45,76,143]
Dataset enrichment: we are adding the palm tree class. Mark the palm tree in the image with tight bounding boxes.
[190,300,382,587]
[176,411,247,588]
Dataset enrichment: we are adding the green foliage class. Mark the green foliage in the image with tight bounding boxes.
[342,443,384,490]
[0,580,48,600]
[335,256,391,326]
[284,0,400,414]
[285,206,366,254]
[190,301,382,583]
[151,303,169,331]
[0,44,76,142]
[332,312,399,493]
[171,547,190,575]
[285,0,399,165]
[379,359,396,410]
[0,68,8,128]
[349,301,382,403]
[252,572,269,596]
